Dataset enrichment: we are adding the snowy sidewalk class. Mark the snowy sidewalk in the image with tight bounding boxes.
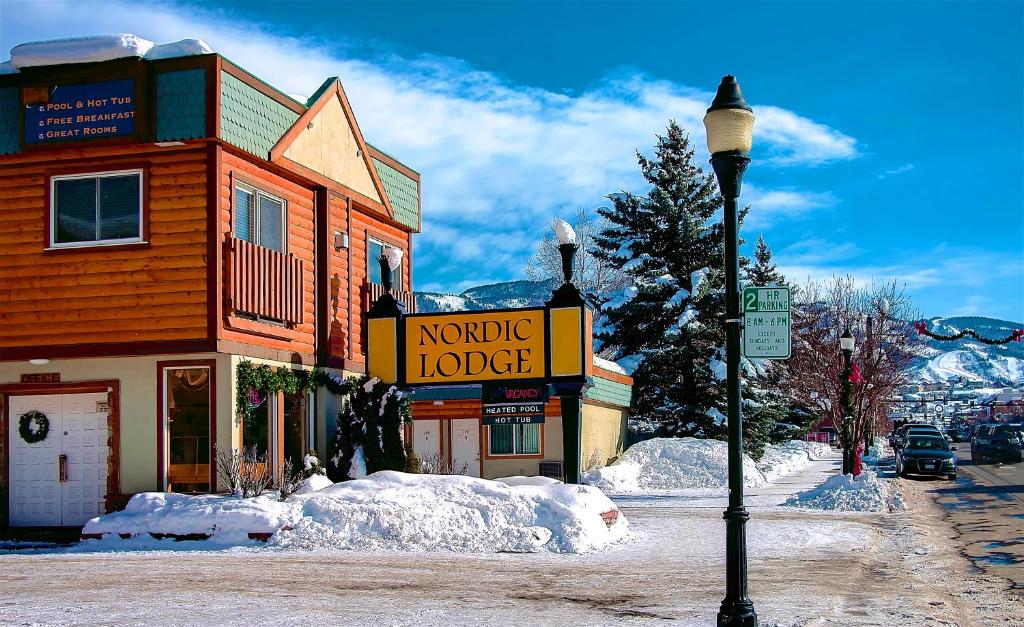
[608,451,842,510]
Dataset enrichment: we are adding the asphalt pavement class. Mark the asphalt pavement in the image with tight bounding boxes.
[923,440,1024,591]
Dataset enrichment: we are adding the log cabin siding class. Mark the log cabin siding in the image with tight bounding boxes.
[345,203,413,367]
[218,149,317,357]
[0,146,209,349]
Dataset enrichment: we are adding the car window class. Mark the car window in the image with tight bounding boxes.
[994,426,1019,438]
[905,437,949,451]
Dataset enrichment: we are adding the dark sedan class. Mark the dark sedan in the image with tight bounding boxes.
[897,435,957,480]
[972,424,1023,464]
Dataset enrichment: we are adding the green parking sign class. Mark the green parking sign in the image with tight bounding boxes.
[742,286,791,359]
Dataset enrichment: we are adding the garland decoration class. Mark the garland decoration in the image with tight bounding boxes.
[18,410,50,444]
[914,321,1024,346]
[235,360,361,424]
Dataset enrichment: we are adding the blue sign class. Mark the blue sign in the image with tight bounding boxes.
[24,79,136,144]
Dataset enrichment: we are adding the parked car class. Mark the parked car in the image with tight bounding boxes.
[894,423,943,450]
[972,424,1024,464]
[897,435,957,480]
[945,426,962,443]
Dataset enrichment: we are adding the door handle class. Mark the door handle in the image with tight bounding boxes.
[59,454,68,483]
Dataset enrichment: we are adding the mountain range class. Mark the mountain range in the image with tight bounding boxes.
[415,280,1023,386]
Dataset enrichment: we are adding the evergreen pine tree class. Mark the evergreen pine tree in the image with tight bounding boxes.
[747,234,788,287]
[593,121,731,438]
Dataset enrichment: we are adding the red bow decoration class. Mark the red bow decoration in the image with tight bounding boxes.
[913,321,928,334]
[849,363,866,384]
[1013,329,1024,342]
[247,387,263,408]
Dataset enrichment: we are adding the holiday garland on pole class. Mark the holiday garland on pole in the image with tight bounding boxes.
[913,321,1024,346]
[18,410,50,444]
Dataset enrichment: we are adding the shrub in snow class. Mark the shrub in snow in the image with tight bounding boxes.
[83,472,627,554]
[785,470,904,512]
[417,453,469,476]
[215,444,273,498]
[328,376,411,481]
[582,437,832,493]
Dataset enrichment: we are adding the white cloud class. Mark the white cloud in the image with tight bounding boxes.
[1,1,859,290]
[743,187,837,227]
[877,163,914,180]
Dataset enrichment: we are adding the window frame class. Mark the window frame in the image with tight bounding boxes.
[486,423,543,458]
[48,168,145,249]
[233,181,288,253]
[367,236,402,291]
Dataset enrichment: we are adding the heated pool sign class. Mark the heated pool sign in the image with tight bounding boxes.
[742,286,791,359]
[24,79,136,144]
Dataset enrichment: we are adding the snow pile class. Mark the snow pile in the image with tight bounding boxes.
[7,34,212,70]
[83,492,303,545]
[275,472,624,553]
[785,470,904,512]
[83,472,626,554]
[294,473,333,495]
[582,438,832,493]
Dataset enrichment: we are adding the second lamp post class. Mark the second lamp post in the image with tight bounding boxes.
[839,328,856,475]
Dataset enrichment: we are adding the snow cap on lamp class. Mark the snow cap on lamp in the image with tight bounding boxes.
[385,247,403,272]
[553,219,576,245]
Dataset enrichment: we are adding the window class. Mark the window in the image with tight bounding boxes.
[235,183,286,252]
[489,423,541,456]
[50,169,143,247]
[368,237,401,290]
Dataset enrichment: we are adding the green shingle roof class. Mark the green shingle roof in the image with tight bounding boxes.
[155,69,206,141]
[0,88,20,155]
[585,376,633,407]
[373,157,420,230]
[219,70,299,159]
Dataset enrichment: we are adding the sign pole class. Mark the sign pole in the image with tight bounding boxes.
[554,383,584,484]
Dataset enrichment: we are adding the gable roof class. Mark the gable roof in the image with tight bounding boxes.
[269,78,393,218]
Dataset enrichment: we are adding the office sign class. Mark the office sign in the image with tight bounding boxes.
[405,309,546,385]
[742,286,791,359]
[24,79,136,144]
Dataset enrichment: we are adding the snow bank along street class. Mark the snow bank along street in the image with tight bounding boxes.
[82,472,627,553]
[582,437,831,492]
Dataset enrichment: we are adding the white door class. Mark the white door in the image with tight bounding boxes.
[412,420,441,462]
[8,393,109,527]
[8,395,63,526]
[60,393,109,526]
[451,418,481,478]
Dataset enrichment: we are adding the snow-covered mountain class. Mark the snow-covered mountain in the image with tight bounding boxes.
[416,279,557,313]
[913,317,1024,386]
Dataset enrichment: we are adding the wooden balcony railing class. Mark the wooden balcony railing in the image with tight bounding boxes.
[226,237,305,325]
[364,281,417,313]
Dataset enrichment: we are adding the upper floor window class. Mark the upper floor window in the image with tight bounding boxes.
[368,238,402,290]
[50,169,143,247]
[235,183,286,253]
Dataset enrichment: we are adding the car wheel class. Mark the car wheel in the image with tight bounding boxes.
[948,473,957,480]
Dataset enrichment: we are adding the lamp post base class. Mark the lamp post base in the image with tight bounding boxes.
[717,601,759,627]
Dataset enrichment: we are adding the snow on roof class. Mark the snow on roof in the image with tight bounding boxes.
[593,355,628,376]
[5,34,212,71]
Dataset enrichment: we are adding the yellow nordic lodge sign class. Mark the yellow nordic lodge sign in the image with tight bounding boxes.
[405,310,546,384]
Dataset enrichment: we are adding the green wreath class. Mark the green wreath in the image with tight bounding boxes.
[18,410,50,444]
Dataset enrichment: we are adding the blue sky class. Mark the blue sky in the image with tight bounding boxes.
[3,0,1022,321]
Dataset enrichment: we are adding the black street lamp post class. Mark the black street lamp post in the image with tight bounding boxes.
[839,328,855,475]
[704,75,757,627]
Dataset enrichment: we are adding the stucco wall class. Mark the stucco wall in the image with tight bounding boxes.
[0,353,230,496]
[582,402,628,469]
[481,416,564,480]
